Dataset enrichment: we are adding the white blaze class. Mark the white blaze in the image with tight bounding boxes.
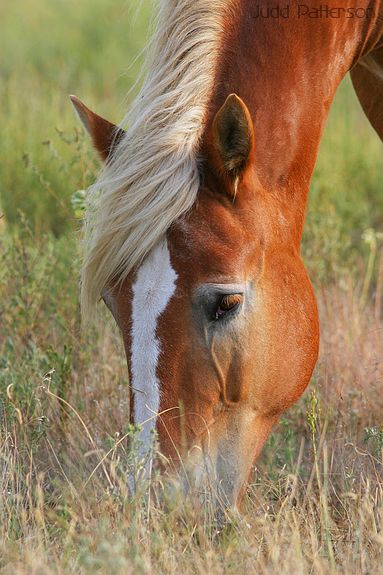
[130,238,177,475]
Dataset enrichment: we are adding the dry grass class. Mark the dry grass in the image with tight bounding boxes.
[318,281,383,423]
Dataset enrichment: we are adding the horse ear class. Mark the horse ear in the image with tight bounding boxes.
[209,93,254,195]
[70,95,125,162]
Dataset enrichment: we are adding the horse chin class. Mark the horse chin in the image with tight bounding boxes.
[174,406,276,513]
[180,445,243,522]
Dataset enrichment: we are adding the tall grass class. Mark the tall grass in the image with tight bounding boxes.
[304,77,383,283]
[0,0,153,234]
[1,0,383,573]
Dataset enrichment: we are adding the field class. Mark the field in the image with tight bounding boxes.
[1,0,383,573]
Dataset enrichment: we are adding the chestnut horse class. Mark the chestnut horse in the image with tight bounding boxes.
[71,0,383,509]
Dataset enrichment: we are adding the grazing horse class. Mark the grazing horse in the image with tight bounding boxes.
[71,0,383,509]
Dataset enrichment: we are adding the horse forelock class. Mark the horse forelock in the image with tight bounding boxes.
[81,0,234,318]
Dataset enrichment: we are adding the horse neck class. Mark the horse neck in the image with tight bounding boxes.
[207,0,383,220]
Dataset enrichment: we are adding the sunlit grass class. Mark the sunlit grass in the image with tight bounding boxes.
[0,0,153,234]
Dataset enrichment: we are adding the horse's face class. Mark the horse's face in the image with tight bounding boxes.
[73,94,319,509]
[116,95,319,507]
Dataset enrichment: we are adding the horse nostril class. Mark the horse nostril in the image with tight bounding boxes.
[224,382,243,405]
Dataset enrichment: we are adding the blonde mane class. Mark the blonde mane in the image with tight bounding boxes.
[81,0,231,317]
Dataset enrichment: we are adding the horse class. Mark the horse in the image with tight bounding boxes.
[71,0,383,510]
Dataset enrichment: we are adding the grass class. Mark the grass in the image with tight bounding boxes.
[1,0,383,573]
[0,0,153,235]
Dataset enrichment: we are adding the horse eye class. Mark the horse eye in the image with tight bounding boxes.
[214,294,243,321]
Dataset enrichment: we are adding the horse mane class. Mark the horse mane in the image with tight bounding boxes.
[81,0,232,317]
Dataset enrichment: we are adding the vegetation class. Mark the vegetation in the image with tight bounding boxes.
[0,0,382,573]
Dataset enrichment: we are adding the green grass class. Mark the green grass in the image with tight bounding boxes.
[0,0,383,573]
[0,0,153,234]
[304,77,383,282]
